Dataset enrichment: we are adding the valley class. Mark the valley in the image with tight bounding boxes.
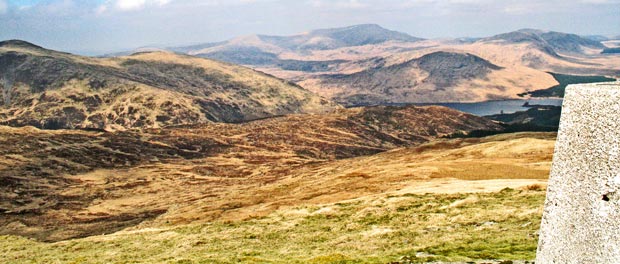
[0,23,617,263]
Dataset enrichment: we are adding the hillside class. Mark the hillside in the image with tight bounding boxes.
[0,40,337,131]
[468,29,620,75]
[298,51,547,105]
[0,105,501,242]
[1,131,554,263]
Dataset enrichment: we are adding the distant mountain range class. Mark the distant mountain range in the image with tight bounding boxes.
[4,25,619,112]
[110,25,612,65]
[105,26,617,60]
[480,28,606,55]
[0,40,337,131]
[164,24,423,68]
[177,24,422,53]
[131,25,616,105]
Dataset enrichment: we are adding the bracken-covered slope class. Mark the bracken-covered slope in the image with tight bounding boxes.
[0,105,501,242]
[0,40,337,131]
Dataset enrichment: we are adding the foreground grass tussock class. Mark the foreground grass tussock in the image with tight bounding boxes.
[1,188,544,263]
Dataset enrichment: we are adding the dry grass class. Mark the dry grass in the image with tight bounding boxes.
[0,108,502,241]
[0,129,555,263]
[0,127,553,240]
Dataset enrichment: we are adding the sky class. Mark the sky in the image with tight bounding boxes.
[0,0,619,55]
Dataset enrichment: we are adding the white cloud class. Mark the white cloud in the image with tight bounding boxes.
[92,0,277,14]
[308,0,368,9]
[116,0,147,10]
[0,0,8,14]
[96,0,173,12]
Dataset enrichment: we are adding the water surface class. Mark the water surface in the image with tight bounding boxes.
[414,98,563,116]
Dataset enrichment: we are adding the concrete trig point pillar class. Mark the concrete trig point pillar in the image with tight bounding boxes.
[537,82,620,263]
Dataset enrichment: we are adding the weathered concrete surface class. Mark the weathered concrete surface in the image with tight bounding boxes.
[537,82,620,263]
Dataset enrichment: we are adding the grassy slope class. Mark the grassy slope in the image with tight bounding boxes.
[0,132,554,263]
[1,188,544,264]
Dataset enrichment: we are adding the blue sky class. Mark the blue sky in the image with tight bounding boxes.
[1,0,619,55]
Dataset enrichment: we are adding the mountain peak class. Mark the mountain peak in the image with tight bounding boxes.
[515,28,545,34]
[312,24,404,35]
[308,24,423,47]
[344,24,384,30]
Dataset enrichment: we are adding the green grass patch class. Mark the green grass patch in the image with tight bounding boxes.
[0,189,545,263]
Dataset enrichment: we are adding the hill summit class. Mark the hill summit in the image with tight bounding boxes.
[286,24,423,49]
